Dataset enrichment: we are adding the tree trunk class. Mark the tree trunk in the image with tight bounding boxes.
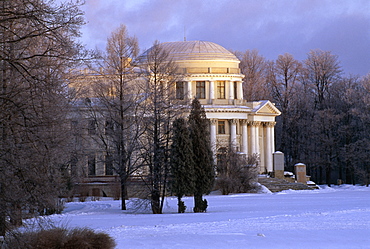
[120,176,128,210]
[9,204,22,227]
[177,196,182,213]
[151,189,161,214]
[326,163,332,187]
[0,211,6,236]
[193,193,204,213]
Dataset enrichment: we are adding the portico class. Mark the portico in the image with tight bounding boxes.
[159,40,281,173]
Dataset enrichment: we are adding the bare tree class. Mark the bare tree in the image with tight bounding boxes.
[337,74,370,185]
[139,41,183,214]
[216,146,258,195]
[81,25,143,210]
[236,49,271,101]
[267,53,303,170]
[0,0,85,235]
[304,49,342,110]
[302,50,342,185]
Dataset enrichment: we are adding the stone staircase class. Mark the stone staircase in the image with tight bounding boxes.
[258,176,316,193]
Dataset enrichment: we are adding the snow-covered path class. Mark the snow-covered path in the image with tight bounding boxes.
[49,185,370,249]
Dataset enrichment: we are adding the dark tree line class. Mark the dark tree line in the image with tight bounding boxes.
[237,49,370,186]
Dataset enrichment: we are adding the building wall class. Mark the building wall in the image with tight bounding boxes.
[68,42,281,197]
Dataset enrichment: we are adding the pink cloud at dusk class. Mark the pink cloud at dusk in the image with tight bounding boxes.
[79,0,370,76]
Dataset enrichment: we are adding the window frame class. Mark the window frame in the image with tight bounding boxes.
[217,81,225,99]
[176,81,185,100]
[88,119,96,135]
[105,155,113,176]
[88,153,96,176]
[196,81,206,99]
[218,120,226,134]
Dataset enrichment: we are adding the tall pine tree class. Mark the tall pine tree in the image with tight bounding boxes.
[170,118,195,213]
[188,98,215,212]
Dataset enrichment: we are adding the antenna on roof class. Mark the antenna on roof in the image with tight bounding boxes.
[184,26,186,41]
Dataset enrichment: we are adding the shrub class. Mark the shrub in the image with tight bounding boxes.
[216,150,259,195]
[3,227,116,249]
[178,200,186,213]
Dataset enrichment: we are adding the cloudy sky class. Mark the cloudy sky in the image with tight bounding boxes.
[79,0,370,76]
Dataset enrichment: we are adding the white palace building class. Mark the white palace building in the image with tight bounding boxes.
[70,40,281,197]
[160,41,281,173]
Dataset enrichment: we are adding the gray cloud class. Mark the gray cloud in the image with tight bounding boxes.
[80,0,370,76]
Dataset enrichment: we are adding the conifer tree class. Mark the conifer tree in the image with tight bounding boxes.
[170,118,195,213]
[188,98,214,212]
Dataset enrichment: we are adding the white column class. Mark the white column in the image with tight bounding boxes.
[250,122,255,155]
[187,81,192,101]
[250,121,260,155]
[265,122,273,173]
[229,119,237,149]
[210,119,217,163]
[228,81,234,100]
[209,81,214,104]
[241,120,248,154]
[271,122,276,153]
[237,81,243,100]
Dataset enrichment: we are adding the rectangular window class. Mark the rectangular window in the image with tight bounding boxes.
[196,81,205,99]
[217,81,225,99]
[105,120,114,135]
[70,156,78,176]
[218,120,226,134]
[234,82,238,99]
[88,119,96,135]
[105,155,113,175]
[176,81,185,100]
[88,154,96,176]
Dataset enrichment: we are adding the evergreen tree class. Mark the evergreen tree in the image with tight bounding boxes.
[188,98,215,212]
[170,118,195,213]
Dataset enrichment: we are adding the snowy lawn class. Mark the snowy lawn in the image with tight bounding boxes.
[47,185,370,249]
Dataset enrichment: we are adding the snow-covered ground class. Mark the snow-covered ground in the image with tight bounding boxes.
[48,185,370,249]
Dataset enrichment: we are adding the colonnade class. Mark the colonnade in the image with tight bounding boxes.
[186,80,243,100]
[209,119,276,173]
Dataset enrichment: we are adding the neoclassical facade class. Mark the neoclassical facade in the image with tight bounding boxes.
[159,41,280,173]
[69,40,281,197]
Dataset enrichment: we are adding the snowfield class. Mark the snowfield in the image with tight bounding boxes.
[48,185,370,249]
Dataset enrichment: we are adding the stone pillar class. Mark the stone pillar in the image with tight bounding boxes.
[265,122,273,173]
[229,119,237,149]
[210,119,217,162]
[295,163,307,184]
[270,122,276,154]
[228,81,234,100]
[250,121,260,155]
[187,81,192,101]
[209,80,214,104]
[241,120,248,154]
[237,81,243,100]
[273,151,284,179]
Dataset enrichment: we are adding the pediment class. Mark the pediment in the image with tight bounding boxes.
[253,100,281,115]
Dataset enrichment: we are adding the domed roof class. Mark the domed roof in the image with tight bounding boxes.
[141,41,239,62]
